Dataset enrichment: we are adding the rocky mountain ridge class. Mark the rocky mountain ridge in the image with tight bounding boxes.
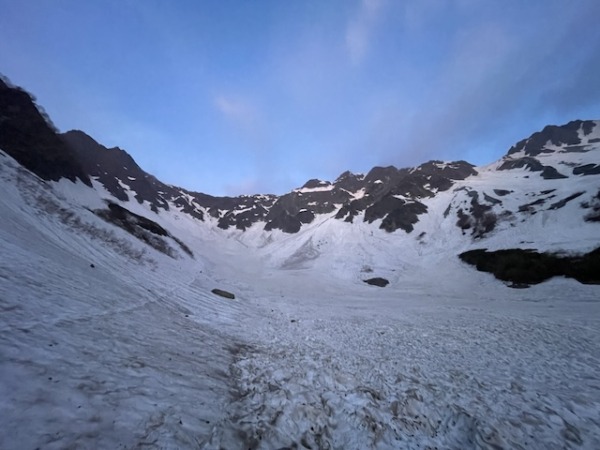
[1,77,599,239]
[0,77,91,186]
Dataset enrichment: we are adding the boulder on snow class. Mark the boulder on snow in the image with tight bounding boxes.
[363,277,389,287]
[211,288,235,299]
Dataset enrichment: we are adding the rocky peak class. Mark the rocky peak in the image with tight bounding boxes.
[63,130,138,170]
[0,78,91,186]
[507,120,598,157]
[413,160,477,181]
[498,120,600,180]
[300,179,331,190]
[364,166,403,185]
[62,129,171,210]
[334,170,365,192]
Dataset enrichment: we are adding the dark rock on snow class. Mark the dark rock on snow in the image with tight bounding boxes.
[459,247,600,287]
[363,277,390,287]
[94,202,193,258]
[212,289,236,299]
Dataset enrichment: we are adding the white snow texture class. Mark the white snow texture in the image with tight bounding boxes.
[0,143,599,450]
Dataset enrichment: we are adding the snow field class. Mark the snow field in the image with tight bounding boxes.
[0,158,248,449]
[202,262,600,449]
[1,147,600,449]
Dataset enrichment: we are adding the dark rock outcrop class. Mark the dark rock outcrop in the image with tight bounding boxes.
[454,189,498,238]
[94,202,193,258]
[573,164,600,176]
[548,192,585,210]
[507,120,596,157]
[63,129,278,224]
[498,120,599,181]
[460,247,600,287]
[332,161,476,233]
[0,78,91,186]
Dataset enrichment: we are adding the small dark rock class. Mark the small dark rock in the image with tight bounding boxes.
[363,277,390,287]
[211,288,235,299]
[90,263,95,268]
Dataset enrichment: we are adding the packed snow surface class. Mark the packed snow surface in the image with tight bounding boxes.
[1,152,599,449]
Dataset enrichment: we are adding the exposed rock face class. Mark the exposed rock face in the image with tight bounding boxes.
[208,159,476,234]
[62,129,277,224]
[453,189,499,238]
[64,130,170,209]
[573,164,600,176]
[582,190,600,222]
[94,202,193,258]
[36,120,600,237]
[499,120,597,180]
[332,161,477,233]
[507,120,596,157]
[0,79,90,186]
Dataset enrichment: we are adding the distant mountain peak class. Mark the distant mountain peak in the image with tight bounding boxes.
[507,119,598,158]
[497,120,600,180]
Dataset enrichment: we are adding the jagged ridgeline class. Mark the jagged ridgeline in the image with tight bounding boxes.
[0,76,90,185]
[1,74,599,239]
[1,74,599,285]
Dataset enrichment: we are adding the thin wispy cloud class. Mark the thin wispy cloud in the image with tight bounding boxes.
[215,93,271,140]
[346,0,386,65]
[214,95,257,127]
[352,1,600,169]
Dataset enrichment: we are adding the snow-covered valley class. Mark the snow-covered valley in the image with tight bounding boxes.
[1,145,600,450]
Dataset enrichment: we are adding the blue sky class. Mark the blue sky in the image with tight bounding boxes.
[1,0,599,195]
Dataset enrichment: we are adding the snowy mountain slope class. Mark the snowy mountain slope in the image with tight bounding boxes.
[59,117,600,243]
[225,123,600,284]
[0,151,257,448]
[58,119,600,265]
[2,146,600,449]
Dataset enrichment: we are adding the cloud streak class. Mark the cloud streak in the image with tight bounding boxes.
[354,0,600,169]
[214,95,257,128]
[345,0,386,65]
